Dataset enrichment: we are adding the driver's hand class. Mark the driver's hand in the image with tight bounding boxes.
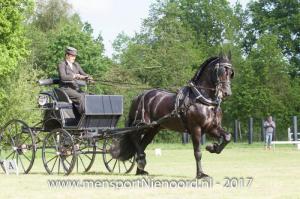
[77,74,88,80]
[73,74,81,80]
[88,76,95,83]
[78,75,89,80]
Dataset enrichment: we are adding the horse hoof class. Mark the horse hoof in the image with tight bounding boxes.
[206,143,219,153]
[136,169,149,175]
[196,173,210,179]
[205,145,216,153]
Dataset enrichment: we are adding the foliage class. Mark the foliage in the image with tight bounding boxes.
[27,0,109,78]
[0,64,41,126]
[113,0,300,141]
[0,0,32,76]
[245,0,300,73]
[0,0,34,124]
[0,0,300,143]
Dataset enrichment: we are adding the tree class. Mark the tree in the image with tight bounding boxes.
[0,0,33,77]
[27,0,109,78]
[33,0,72,32]
[178,0,244,51]
[224,33,293,136]
[0,64,41,125]
[115,1,200,87]
[45,20,108,76]
[245,0,300,73]
[0,0,33,121]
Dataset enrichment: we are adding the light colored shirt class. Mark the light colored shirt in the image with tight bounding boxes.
[264,121,275,134]
[66,60,73,71]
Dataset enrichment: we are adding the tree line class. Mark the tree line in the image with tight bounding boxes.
[0,0,299,141]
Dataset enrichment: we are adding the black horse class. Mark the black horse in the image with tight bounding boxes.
[112,53,234,178]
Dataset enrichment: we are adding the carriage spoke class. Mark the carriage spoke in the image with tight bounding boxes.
[122,161,128,171]
[118,160,120,173]
[106,157,113,164]
[76,158,79,173]
[14,123,18,135]
[64,158,71,167]
[9,135,16,147]
[22,152,31,163]
[83,153,92,161]
[45,151,56,154]
[5,151,15,159]
[12,151,16,160]
[58,157,61,174]
[18,136,30,147]
[112,159,117,172]
[14,133,21,146]
[79,146,88,151]
[46,155,58,165]
[51,135,59,151]
[50,156,59,173]
[78,155,86,170]
[18,155,26,172]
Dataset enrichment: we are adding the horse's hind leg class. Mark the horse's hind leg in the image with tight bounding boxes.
[191,127,209,179]
[136,127,159,175]
[129,132,148,175]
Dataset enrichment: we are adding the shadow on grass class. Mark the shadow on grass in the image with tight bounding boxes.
[19,171,193,179]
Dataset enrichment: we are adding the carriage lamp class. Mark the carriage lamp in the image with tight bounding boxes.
[38,94,49,106]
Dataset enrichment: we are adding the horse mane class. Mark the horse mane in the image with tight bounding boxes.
[191,57,219,83]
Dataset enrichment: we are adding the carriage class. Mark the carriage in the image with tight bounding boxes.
[0,54,234,178]
[0,78,138,175]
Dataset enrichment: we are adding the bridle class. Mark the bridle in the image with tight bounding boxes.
[213,61,233,97]
[189,58,234,107]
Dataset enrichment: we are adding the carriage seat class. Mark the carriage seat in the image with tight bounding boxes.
[53,88,79,126]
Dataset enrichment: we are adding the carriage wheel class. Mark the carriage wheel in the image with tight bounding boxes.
[74,136,96,173]
[0,119,35,174]
[102,136,135,174]
[42,128,76,175]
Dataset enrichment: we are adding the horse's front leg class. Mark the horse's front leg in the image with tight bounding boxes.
[191,126,209,179]
[206,127,231,154]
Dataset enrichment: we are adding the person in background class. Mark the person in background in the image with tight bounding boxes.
[264,116,276,150]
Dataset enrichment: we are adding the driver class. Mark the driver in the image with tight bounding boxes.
[58,46,92,114]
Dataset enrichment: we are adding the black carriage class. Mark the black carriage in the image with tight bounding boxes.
[0,78,135,175]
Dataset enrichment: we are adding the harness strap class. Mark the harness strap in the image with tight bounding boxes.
[189,82,221,107]
[174,87,195,133]
[133,90,153,125]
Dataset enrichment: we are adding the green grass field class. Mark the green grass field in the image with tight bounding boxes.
[1,143,300,199]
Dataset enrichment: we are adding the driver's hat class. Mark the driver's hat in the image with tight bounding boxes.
[65,46,77,56]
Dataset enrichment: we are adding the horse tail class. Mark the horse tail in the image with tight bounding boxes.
[111,98,138,161]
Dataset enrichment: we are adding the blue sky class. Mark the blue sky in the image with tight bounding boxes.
[69,0,250,57]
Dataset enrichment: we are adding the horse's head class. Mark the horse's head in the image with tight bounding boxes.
[213,54,234,98]
[191,53,234,100]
